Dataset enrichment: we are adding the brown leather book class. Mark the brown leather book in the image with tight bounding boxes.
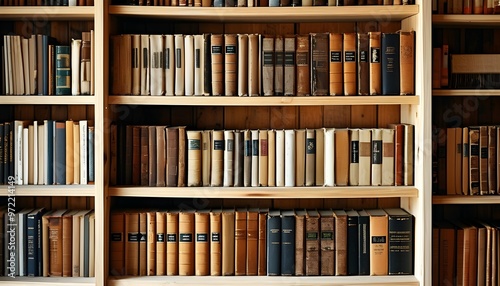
[48,44,54,95]
[132,126,141,185]
[310,33,329,96]
[166,211,179,275]
[235,208,248,275]
[258,208,268,276]
[179,210,195,275]
[156,126,166,187]
[284,35,295,96]
[177,126,187,187]
[110,211,125,276]
[273,35,284,96]
[262,35,274,96]
[389,124,404,186]
[155,212,166,275]
[329,33,343,95]
[343,33,357,95]
[295,129,306,187]
[225,34,238,96]
[187,131,202,187]
[369,32,382,95]
[62,210,77,277]
[146,212,156,276]
[248,34,261,96]
[148,126,157,187]
[237,34,248,96]
[367,209,388,275]
[125,211,139,276]
[334,210,348,276]
[222,209,235,275]
[319,209,334,276]
[479,126,488,195]
[294,209,306,276]
[246,208,259,275]
[140,126,149,186]
[139,212,147,276]
[166,127,179,187]
[131,34,141,95]
[488,126,497,194]
[211,130,224,186]
[335,129,349,186]
[258,130,268,186]
[66,121,74,185]
[211,34,224,96]
[446,128,456,195]
[296,35,310,96]
[305,129,316,186]
[210,209,222,276]
[357,33,369,95]
[400,31,415,95]
[195,210,210,276]
[305,210,320,276]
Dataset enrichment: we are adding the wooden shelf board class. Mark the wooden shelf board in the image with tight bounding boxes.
[108,275,419,285]
[0,7,95,20]
[108,95,419,106]
[0,185,95,197]
[0,277,94,286]
[433,195,500,204]
[433,89,500,96]
[109,5,419,22]
[0,96,95,105]
[109,186,418,198]
[433,14,500,26]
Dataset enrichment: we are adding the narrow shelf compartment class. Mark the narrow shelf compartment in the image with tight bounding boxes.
[109,186,418,199]
[108,95,419,106]
[109,5,419,22]
[433,195,500,205]
[0,277,94,286]
[433,89,500,97]
[433,14,500,26]
[108,275,419,286]
[0,6,95,20]
[0,185,95,197]
[0,96,95,105]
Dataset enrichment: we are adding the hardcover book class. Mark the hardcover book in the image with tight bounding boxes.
[267,210,281,276]
[381,33,400,95]
[369,32,382,95]
[329,33,343,95]
[296,35,310,96]
[357,33,369,95]
[310,33,329,96]
[319,209,334,276]
[386,208,413,275]
[305,210,320,276]
[343,33,357,95]
[281,210,295,276]
[367,209,388,276]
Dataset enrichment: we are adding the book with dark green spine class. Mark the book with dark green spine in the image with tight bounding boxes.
[55,46,71,95]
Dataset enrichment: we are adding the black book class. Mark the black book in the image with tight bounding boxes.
[54,122,66,185]
[381,33,400,95]
[203,34,212,95]
[280,210,295,276]
[27,208,45,277]
[386,208,414,275]
[267,210,281,276]
[0,123,3,185]
[346,209,359,275]
[357,209,370,275]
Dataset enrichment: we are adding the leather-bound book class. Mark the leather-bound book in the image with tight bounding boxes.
[479,126,488,195]
[223,130,234,187]
[166,127,179,187]
[295,129,306,187]
[195,210,210,276]
[381,33,400,95]
[371,128,383,186]
[222,209,235,276]
[386,208,413,275]
[329,33,343,95]
[346,210,359,275]
[238,34,248,96]
[48,210,68,277]
[262,35,274,96]
[210,209,222,276]
[389,124,404,186]
[295,209,306,276]
[164,35,175,96]
[148,126,157,187]
[211,34,224,96]
[367,209,388,275]
[400,31,415,95]
[358,129,371,186]
[258,130,268,186]
[178,128,186,185]
[184,35,194,96]
[343,33,357,95]
[140,34,150,95]
[258,208,268,276]
[140,126,149,186]
[284,35,295,96]
[132,126,141,185]
[310,33,329,96]
[234,130,244,187]
[368,32,381,95]
[211,130,224,186]
[156,126,166,187]
[235,208,247,275]
[349,128,360,186]
[281,210,295,276]
[139,212,147,276]
[179,210,195,276]
[319,209,334,276]
[110,211,125,276]
[334,209,348,276]
[155,212,166,275]
[166,210,179,276]
[382,128,395,186]
[125,211,139,276]
[305,129,316,186]
[146,211,156,276]
[274,35,284,95]
[187,131,202,187]
[202,130,211,186]
[296,35,310,96]
[243,129,252,187]
[248,34,261,96]
[224,34,238,96]
[335,128,349,186]
[357,33,369,95]
[55,45,71,95]
[267,210,281,276]
[488,126,496,194]
[246,208,259,275]
[305,210,320,276]
[62,210,77,277]
[469,127,480,195]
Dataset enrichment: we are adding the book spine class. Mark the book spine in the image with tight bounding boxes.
[211,35,224,95]
[166,212,179,275]
[275,130,285,187]
[469,128,480,195]
[55,46,71,95]
[251,130,259,187]
[234,211,247,275]
[243,130,252,187]
[335,212,348,275]
[267,130,275,187]
[248,34,260,96]
[210,212,222,275]
[280,214,295,275]
[388,211,413,275]
[187,131,202,187]
[246,211,258,275]
[88,126,94,182]
[140,126,149,186]
[274,36,284,96]
[202,130,211,186]
[347,213,359,275]
[267,211,281,275]
[224,34,237,96]
[150,35,165,96]
[305,213,319,275]
[382,128,395,186]
[305,129,316,186]
[296,35,310,96]
[164,35,174,96]
[184,35,195,96]
[295,129,306,187]
[284,130,295,187]
[369,32,382,95]
[294,214,305,275]
[194,212,209,276]
[257,211,267,276]
[148,126,156,187]
[357,33,369,95]
[234,131,244,186]
[54,122,66,185]
[479,126,488,195]
[81,32,91,95]
[223,130,234,187]
[166,127,179,187]
[283,36,295,96]
[381,33,400,95]
[343,33,357,95]
[258,130,268,186]
[203,34,212,95]
[155,212,165,275]
[262,36,274,96]
[222,211,235,275]
[211,130,224,187]
[320,213,334,275]
[237,34,248,96]
[310,33,329,96]
[174,34,184,96]
[335,129,349,186]
[400,31,415,95]
[369,212,388,275]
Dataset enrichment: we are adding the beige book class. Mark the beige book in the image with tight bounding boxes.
[210,209,222,276]
[225,34,238,96]
[179,210,195,276]
[274,35,284,95]
[329,32,343,95]
[72,210,89,277]
[165,35,175,96]
[150,34,165,96]
[132,35,141,95]
[202,130,211,186]
[238,34,248,96]
[184,35,195,96]
[248,34,261,96]
[371,128,383,186]
[403,124,414,186]
[284,35,295,96]
[71,39,81,95]
[166,210,179,275]
[333,210,348,276]
[124,212,139,276]
[305,129,315,186]
[262,35,274,96]
[21,38,29,94]
[222,209,235,276]
[194,34,205,96]
[315,128,325,186]
[223,130,235,187]
[140,34,150,95]
[174,34,185,96]
[285,129,296,187]
[5,35,12,95]
[275,130,285,187]
[455,127,463,195]
[259,130,268,186]
[251,130,259,187]
[187,131,202,187]
[244,129,252,187]
[195,210,210,276]
[267,129,276,187]
[73,122,80,184]
[29,35,37,94]
[66,121,74,184]
[368,32,382,95]
[359,129,372,186]
[349,128,359,186]
[211,34,224,96]
[156,212,166,276]
[211,130,224,186]
[335,129,349,186]
[234,131,244,186]
[296,129,306,187]
[382,128,395,186]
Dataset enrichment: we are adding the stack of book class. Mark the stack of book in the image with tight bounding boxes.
[110,125,415,187]
[433,0,500,14]
[0,208,95,278]
[0,31,95,96]
[112,0,415,6]
[0,0,94,5]
[110,32,415,97]
[0,120,95,186]
[110,208,413,277]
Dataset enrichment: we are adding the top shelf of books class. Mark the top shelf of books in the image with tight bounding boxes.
[433,14,500,26]
[0,6,95,21]
[108,5,419,22]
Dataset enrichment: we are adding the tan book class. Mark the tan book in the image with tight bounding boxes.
[164,35,175,96]
[21,38,29,94]
[463,127,470,195]
[62,210,77,277]
[155,212,166,276]
[371,128,383,186]
[295,209,306,276]
[305,210,320,276]
[29,35,37,94]
[66,121,74,184]
[146,212,156,276]
[222,209,235,276]
[71,39,81,95]
[224,34,237,96]
[246,208,259,275]
[211,34,224,96]
[296,35,310,96]
[223,130,234,187]
[295,129,306,187]
[131,35,141,95]
[110,211,125,276]
[179,210,195,275]
[174,34,184,96]
[210,209,222,276]
[403,124,414,186]
[140,35,150,95]
[359,129,371,186]
[150,34,164,95]
[369,32,382,95]
[400,31,415,95]
[335,129,349,186]
[315,128,325,186]
[156,126,166,187]
[211,130,224,186]
[367,209,388,276]
[267,129,276,187]
[349,128,359,186]
[195,210,210,276]
[334,210,347,276]
[274,35,284,95]
[324,128,335,186]
[284,35,295,96]
[262,35,274,96]
[258,209,268,276]
[187,131,202,187]
[248,34,261,96]
[48,210,67,277]
[166,211,179,275]
[139,212,147,276]
[202,130,211,187]
[235,209,247,275]
[238,34,248,96]
[319,209,334,276]
[382,128,395,186]
[251,130,259,187]
[125,212,139,276]
[178,126,187,187]
[184,35,194,96]
[275,130,285,187]
[488,126,497,194]
[285,129,296,187]
[343,33,357,95]
[259,130,268,186]
[305,129,315,186]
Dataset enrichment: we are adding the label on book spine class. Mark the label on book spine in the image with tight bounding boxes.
[306,138,315,154]
[330,51,341,62]
[197,234,208,242]
[212,232,220,242]
[297,52,308,65]
[351,141,359,163]
[189,139,201,150]
[157,234,165,242]
[345,51,355,62]
[214,140,224,150]
[252,140,259,156]
[128,233,139,242]
[112,233,122,241]
[212,46,222,54]
[306,232,318,240]
[371,48,380,63]
[372,140,382,164]
[167,234,177,242]
[180,234,193,242]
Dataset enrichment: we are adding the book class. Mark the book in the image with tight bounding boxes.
[319,209,334,276]
[400,31,415,95]
[343,33,357,95]
[71,39,81,95]
[27,208,44,277]
[324,128,335,186]
[389,124,404,186]
[187,131,202,187]
[381,33,400,95]
[358,129,371,186]
[110,212,125,276]
[140,126,149,186]
[211,34,224,96]
[150,34,164,95]
[367,209,388,276]
[371,128,383,186]
[223,130,234,187]
[258,209,267,276]
[259,130,268,186]
[184,35,194,96]
[210,209,222,276]
[55,46,71,95]
[211,130,224,186]
[146,212,156,276]
[166,127,179,187]
[305,210,320,276]
[164,35,174,96]
[432,47,441,89]
[357,33,369,95]
[262,35,274,96]
[222,209,235,276]
[296,35,310,96]
[335,129,349,186]
[194,34,204,96]
[403,124,414,186]
[54,122,66,185]
[382,128,395,186]
[346,210,359,276]
[166,211,179,275]
[246,209,259,275]
[195,210,209,276]
[174,34,184,96]
[139,212,147,276]
[315,128,325,186]
[179,210,195,275]
[479,125,488,195]
[295,129,306,187]
[267,129,276,187]
[267,210,281,276]
[81,32,91,95]
[140,34,150,95]
[251,130,259,187]
[349,128,360,186]
[148,126,157,187]
[463,127,469,195]
[62,210,77,277]
[386,208,413,275]
[248,34,261,96]
[202,130,211,187]
[329,32,343,95]
[285,129,295,187]
[454,127,463,195]
[156,126,166,187]
[469,127,480,195]
[334,209,348,276]
[295,209,306,276]
[283,35,295,96]
[156,212,165,275]
[224,34,237,96]
[234,209,247,275]
[310,33,329,96]
[280,210,295,276]
[48,209,68,277]
[237,34,248,96]
[243,129,252,187]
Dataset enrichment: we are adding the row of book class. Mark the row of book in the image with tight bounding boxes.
[0,32,95,96]
[0,208,95,277]
[110,208,413,277]
[112,0,414,6]
[110,31,415,97]
[110,125,415,188]
[0,120,95,185]
[0,0,94,5]
[433,219,500,286]
[433,0,500,14]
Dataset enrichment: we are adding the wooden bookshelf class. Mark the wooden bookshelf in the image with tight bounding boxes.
[0,185,95,197]
[432,89,500,97]
[433,195,500,205]
[0,277,94,286]
[0,96,96,105]
[433,14,500,26]
[0,6,95,20]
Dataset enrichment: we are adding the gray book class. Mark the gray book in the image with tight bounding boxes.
[83,210,94,277]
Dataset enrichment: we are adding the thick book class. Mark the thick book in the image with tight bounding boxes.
[234,209,247,275]
[259,130,268,186]
[62,210,77,277]
[237,34,248,96]
[386,208,413,275]
[81,32,91,95]
[295,129,306,187]
[27,208,45,277]
[166,211,179,275]
[296,35,310,96]
[381,33,400,95]
[479,126,488,195]
[358,210,370,275]
[315,128,325,186]
[349,128,360,186]
[267,129,276,187]
[403,124,414,186]
[210,209,222,276]
[156,126,166,187]
[55,45,71,95]
[305,210,320,276]
[54,122,66,185]
[166,127,179,187]
[295,209,306,276]
[243,129,252,187]
[195,210,210,276]
[164,35,175,96]
[283,35,295,96]
[194,34,204,96]
[223,130,234,187]
[463,127,470,195]
[488,126,496,194]
[284,129,296,187]
[454,127,463,195]
[343,33,357,95]
[334,210,348,276]
[251,130,259,187]
[310,33,329,96]
[146,212,156,276]
[335,129,349,186]
[469,127,480,195]
[436,221,456,285]
[389,124,404,186]
[148,126,157,187]
[258,209,267,276]
[140,35,150,95]
[248,34,261,96]
[359,129,371,186]
[319,209,334,276]
[262,35,274,96]
[139,212,147,276]
[369,31,382,95]
[150,35,165,95]
[110,212,125,276]
[155,212,166,276]
[184,35,194,96]
[71,39,81,95]
[179,210,195,275]
[174,34,185,96]
[211,34,224,96]
[280,210,295,276]
[357,33,369,95]
[48,210,68,277]
[305,129,316,186]
[275,130,285,187]
[267,210,281,276]
[224,34,237,96]
[246,209,259,275]
[329,32,343,95]
[64,121,73,184]
[211,130,224,186]
[140,126,149,186]
[400,31,415,95]
[187,131,202,187]
[382,128,395,186]
[367,209,388,276]
[371,129,383,186]
[274,35,284,95]
[222,209,235,276]
[346,210,359,275]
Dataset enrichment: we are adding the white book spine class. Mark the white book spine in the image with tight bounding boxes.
[23,127,28,185]
[174,34,185,96]
[251,130,259,187]
[80,121,88,184]
[43,121,49,185]
[140,35,150,96]
[71,39,82,95]
[34,121,38,185]
[184,35,195,96]
[382,128,395,186]
[18,213,24,276]
[16,124,23,185]
[38,124,44,185]
[285,129,296,187]
[69,0,77,5]
[267,129,275,187]
[223,130,234,187]
[150,35,165,96]
[324,128,335,187]
[275,130,285,187]
[22,38,30,95]
[165,35,175,96]
[194,35,204,96]
[359,129,371,186]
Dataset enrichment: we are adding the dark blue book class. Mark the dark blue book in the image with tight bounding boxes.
[18,208,34,276]
[381,33,400,95]
[280,210,295,276]
[27,208,45,277]
[346,209,359,275]
[88,126,95,182]
[386,208,413,275]
[0,123,4,185]
[55,46,71,95]
[44,120,54,185]
[54,122,66,185]
[357,210,370,275]
[266,210,281,276]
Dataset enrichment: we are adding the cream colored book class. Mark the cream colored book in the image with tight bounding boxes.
[267,129,276,187]
[89,212,95,277]
[349,128,359,186]
[21,38,29,94]
[140,34,150,95]
[150,35,165,96]
[223,130,234,187]
[359,129,371,186]
[285,129,296,187]
[66,121,74,185]
[211,130,224,186]
[371,128,382,186]
[165,35,175,96]
[403,124,414,186]
[315,128,325,186]
[28,125,34,185]
[71,39,82,95]
[275,130,285,187]
[23,127,28,185]
[324,128,335,187]
[187,131,202,187]
[29,35,36,94]
[296,129,306,187]
[80,120,88,185]
[38,123,44,185]
[202,130,211,187]
[174,34,185,96]
[132,34,141,95]
[248,34,260,96]
[194,34,205,96]
[73,122,80,184]
[184,35,195,96]
[259,130,268,186]
[251,130,259,187]
[238,34,248,96]
[305,129,316,186]
[382,128,395,186]
[262,35,274,96]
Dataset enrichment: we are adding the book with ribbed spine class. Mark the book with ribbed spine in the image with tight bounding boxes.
[357,33,369,95]
[187,131,202,187]
[296,35,310,96]
[210,209,222,276]
[223,130,234,187]
[55,46,71,95]
[235,208,247,275]
[225,34,237,96]
[369,32,381,95]
[310,33,329,96]
[211,130,224,186]
[267,210,281,276]
[211,34,224,96]
[262,35,274,96]
[319,209,334,276]
[349,128,360,186]
[305,210,320,275]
